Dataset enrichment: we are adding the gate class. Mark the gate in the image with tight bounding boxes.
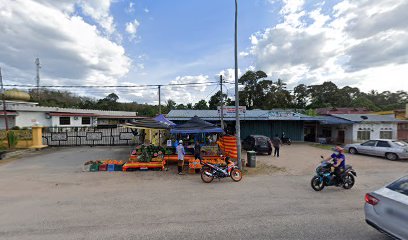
[42,126,141,146]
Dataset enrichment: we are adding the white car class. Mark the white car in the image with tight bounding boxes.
[365,175,408,239]
[344,139,408,160]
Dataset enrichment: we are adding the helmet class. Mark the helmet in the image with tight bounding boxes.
[335,146,344,153]
[179,140,183,144]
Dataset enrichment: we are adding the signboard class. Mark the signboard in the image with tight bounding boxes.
[217,106,246,116]
[267,111,300,120]
[167,140,172,147]
[86,132,102,141]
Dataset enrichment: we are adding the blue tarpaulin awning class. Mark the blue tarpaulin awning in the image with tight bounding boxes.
[170,116,223,134]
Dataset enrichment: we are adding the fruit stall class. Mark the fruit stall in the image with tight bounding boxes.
[121,116,173,171]
[167,116,237,172]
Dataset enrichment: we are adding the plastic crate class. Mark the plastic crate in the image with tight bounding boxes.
[107,164,115,172]
[90,163,100,172]
[99,164,107,171]
[114,164,123,171]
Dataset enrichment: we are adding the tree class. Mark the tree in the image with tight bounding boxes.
[193,100,209,110]
[293,84,309,109]
[164,99,177,113]
[208,91,231,110]
[238,70,268,109]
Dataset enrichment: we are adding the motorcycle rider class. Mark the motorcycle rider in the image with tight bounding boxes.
[324,146,346,184]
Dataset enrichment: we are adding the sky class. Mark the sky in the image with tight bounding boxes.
[0,0,407,105]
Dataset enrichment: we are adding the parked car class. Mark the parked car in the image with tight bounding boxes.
[242,135,272,155]
[365,175,408,239]
[344,139,408,160]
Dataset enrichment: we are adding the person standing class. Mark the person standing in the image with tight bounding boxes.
[194,141,202,162]
[272,134,282,157]
[176,140,186,175]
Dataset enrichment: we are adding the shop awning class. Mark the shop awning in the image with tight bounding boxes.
[124,118,171,130]
[154,114,176,126]
[170,116,223,134]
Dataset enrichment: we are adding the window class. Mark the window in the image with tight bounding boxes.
[357,131,371,141]
[82,117,91,125]
[376,141,390,148]
[59,117,70,125]
[361,140,376,146]
[387,176,408,196]
[380,131,392,139]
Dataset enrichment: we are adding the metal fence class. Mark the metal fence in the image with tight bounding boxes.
[42,126,140,146]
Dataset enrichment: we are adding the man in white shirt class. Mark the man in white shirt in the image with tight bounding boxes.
[176,140,185,175]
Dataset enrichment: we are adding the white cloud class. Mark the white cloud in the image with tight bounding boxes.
[243,0,408,92]
[78,0,115,34]
[125,19,140,40]
[0,0,131,88]
[144,8,150,13]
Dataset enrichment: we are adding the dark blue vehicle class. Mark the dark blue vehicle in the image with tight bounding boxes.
[311,156,357,191]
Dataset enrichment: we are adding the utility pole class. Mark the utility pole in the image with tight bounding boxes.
[35,58,41,99]
[220,75,224,130]
[158,85,161,114]
[0,67,10,148]
[158,85,161,146]
[234,0,242,169]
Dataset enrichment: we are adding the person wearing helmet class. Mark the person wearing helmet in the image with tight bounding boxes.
[325,146,346,184]
[176,140,186,175]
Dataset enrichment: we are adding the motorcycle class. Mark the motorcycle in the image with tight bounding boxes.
[281,133,292,145]
[200,156,242,183]
[310,156,357,191]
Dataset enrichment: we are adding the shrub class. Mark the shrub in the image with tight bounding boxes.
[7,131,18,148]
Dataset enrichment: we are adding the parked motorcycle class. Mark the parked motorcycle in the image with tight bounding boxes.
[201,156,242,183]
[311,156,357,191]
[281,132,292,145]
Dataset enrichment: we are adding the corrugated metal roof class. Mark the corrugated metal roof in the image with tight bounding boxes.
[331,114,404,123]
[167,110,314,121]
[314,116,353,125]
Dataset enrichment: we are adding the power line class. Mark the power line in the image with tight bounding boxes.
[3,81,224,88]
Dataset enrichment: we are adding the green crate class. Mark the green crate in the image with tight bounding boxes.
[90,163,100,172]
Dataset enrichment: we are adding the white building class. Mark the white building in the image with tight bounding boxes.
[0,101,141,129]
[328,114,401,144]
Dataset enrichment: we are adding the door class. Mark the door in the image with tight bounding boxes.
[374,140,392,157]
[358,140,377,154]
[337,130,345,144]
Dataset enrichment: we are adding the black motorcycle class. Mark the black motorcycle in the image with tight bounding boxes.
[311,156,357,191]
[281,133,292,145]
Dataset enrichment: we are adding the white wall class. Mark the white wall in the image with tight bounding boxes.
[15,112,51,127]
[352,123,398,143]
[51,116,95,127]
[330,124,353,144]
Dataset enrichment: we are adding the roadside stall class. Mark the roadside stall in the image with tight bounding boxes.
[122,117,172,171]
[167,116,227,172]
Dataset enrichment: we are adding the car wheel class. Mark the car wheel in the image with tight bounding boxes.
[349,148,358,154]
[385,153,398,161]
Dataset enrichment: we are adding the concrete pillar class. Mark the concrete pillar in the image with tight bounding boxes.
[30,126,47,149]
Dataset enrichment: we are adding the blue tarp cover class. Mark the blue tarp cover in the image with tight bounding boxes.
[170,116,223,134]
[154,114,176,126]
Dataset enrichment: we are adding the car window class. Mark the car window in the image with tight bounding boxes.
[361,140,376,146]
[393,141,408,147]
[376,141,391,147]
[387,176,408,196]
[256,137,267,145]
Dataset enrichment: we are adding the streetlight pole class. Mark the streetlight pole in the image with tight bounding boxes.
[220,75,224,130]
[234,0,242,169]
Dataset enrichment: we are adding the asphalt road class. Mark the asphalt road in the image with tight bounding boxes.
[0,144,407,240]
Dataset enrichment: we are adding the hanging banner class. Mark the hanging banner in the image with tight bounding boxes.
[217,106,246,116]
